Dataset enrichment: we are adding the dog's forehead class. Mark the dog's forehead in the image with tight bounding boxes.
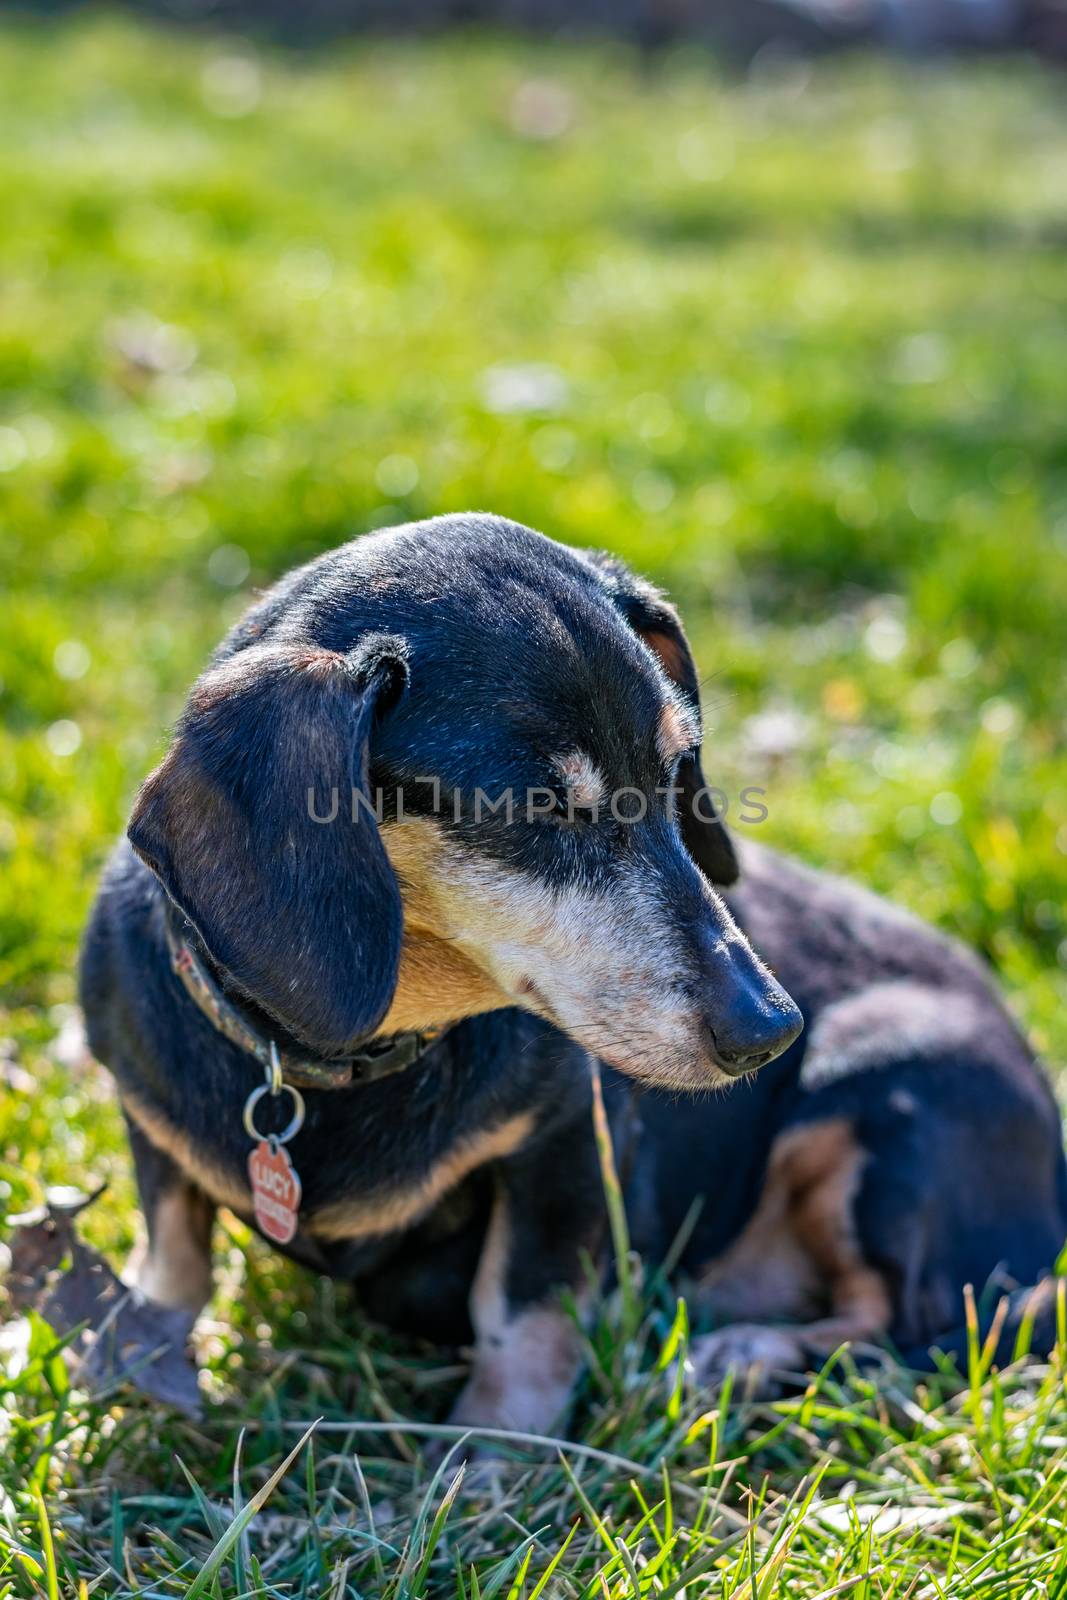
[422,581,668,759]
[285,517,688,787]
[393,610,668,785]
[325,518,672,724]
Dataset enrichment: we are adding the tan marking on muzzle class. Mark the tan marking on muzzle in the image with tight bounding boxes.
[379,928,513,1034]
[381,816,729,1088]
[379,820,515,1033]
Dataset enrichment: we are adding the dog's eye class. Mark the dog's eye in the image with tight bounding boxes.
[551,786,597,821]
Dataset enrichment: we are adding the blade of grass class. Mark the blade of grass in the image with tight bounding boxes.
[32,1484,59,1600]
[589,1060,637,1341]
[180,1418,320,1600]
[231,1428,250,1600]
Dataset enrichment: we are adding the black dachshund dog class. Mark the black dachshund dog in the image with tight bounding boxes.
[80,514,1067,1431]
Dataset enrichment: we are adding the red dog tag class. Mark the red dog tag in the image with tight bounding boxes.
[248,1138,302,1245]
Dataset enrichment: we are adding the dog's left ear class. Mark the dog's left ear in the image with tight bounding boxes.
[586,553,739,887]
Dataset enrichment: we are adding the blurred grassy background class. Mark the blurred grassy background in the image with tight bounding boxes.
[3,16,1067,1594]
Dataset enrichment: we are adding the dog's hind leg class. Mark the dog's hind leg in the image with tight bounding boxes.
[688,984,1067,1397]
[123,1112,216,1314]
[689,1117,893,1398]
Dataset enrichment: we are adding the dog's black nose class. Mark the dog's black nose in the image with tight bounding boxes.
[705,991,804,1079]
[680,868,805,1081]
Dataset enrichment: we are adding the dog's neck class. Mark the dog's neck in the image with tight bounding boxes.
[164,904,453,1088]
[378,928,513,1035]
[378,818,515,1034]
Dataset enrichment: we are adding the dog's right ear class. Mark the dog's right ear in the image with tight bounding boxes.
[583,552,740,887]
[129,637,407,1057]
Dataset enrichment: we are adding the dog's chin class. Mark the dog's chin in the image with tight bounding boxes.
[591,1049,736,1095]
[510,987,734,1093]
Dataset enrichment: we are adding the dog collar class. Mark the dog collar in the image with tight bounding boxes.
[163,910,445,1090]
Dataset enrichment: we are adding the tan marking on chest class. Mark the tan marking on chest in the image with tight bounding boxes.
[123,1093,252,1215]
[125,1092,535,1248]
[306,1111,536,1242]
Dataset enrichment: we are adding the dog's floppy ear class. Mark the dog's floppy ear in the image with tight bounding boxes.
[129,636,407,1056]
[587,552,739,887]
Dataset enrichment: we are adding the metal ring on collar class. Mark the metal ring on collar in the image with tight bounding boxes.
[243,1081,305,1145]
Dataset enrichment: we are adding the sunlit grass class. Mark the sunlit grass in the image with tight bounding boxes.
[5,1232,1067,1596]
[2,13,1067,1593]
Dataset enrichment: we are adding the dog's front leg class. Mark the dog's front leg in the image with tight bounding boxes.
[449,1115,603,1441]
[122,1111,216,1314]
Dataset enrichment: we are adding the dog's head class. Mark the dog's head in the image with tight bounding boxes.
[129,514,802,1091]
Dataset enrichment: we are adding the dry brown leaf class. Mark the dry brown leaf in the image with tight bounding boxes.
[3,1187,202,1416]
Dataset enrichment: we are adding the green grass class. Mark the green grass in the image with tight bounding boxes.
[2,14,1067,1595]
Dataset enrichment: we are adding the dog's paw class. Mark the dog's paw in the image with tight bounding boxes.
[418,1383,519,1475]
[687,1324,805,1400]
[421,1387,529,1484]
